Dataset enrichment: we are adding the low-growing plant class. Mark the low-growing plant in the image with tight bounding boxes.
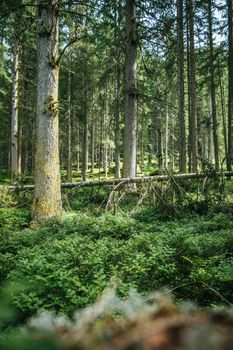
[0,210,232,324]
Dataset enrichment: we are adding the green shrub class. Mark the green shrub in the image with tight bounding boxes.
[0,211,232,322]
[0,208,30,233]
[0,188,16,208]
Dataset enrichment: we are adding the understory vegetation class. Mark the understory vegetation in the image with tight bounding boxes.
[0,177,233,348]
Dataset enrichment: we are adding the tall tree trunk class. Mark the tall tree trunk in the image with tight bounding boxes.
[177,0,186,172]
[33,0,62,223]
[103,89,108,178]
[123,0,137,178]
[157,113,163,173]
[114,2,121,178]
[186,15,192,172]
[11,22,20,183]
[208,0,219,170]
[67,65,72,181]
[140,115,144,174]
[115,63,121,178]
[82,95,88,181]
[165,89,169,169]
[187,0,197,172]
[227,0,233,170]
[76,122,80,172]
[218,64,228,158]
[208,89,214,163]
[91,109,95,173]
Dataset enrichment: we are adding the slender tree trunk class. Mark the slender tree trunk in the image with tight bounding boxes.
[99,98,104,173]
[227,0,233,170]
[157,114,163,173]
[103,89,108,178]
[82,95,88,181]
[218,64,228,158]
[115,63,121,178]
[18,125,22,175]
[114,2,121,178]
[76,122,80,172]
[186,17,192,172]
[165,95,169,169]
[187,0,197,172]
[171,117,175,171]
[11,26,20,183]
[31,108,36,175]
[208,89,214,163]
[140,115,144,174]
[123,0,137,178]
[91,110,95,173]
[33,0,62,223]
[147,125,152,167]
[67,65,72,181]
[177,0,186,172]
[208,0,219,170]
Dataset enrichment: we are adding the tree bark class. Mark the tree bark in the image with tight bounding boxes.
[32,0,62,223]
[114,2,121,178]
[208,0,219,170]
[165,91,169,169]
[76,122,80,172]
[157,112,163,173]
[187,0,197,172]
[227,0,233,170]
[91,108,95,173]
[82,94,88,181]
[11,18,20,183]
[122,0,137,178]
[67,64,72,182]
[6,171,233,191]
[177,0,186,172]
[103,88,108,178]
[115,63,121,178]
[218,64,228,158]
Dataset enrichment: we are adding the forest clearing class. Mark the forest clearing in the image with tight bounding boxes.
[0,0,233,349]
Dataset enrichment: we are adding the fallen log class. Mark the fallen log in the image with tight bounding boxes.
[1,171,233,191]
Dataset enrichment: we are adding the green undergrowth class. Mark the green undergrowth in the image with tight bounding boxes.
[0,206,232,332]
[0,177,233,335]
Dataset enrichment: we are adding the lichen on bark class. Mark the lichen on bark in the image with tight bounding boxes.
[32,0,62,224]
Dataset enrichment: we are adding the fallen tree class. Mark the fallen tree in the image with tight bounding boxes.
[1,171,233,191]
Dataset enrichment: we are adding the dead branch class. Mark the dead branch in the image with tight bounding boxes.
[2,171,233,192]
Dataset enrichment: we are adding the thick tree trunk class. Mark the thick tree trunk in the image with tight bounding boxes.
[208,0,219,170]
[122,0,137,178]
[32,0,62,223]
[187,0,197,172]
[177,0,186,172]
[11,28,20,183]
[227,0,233,170]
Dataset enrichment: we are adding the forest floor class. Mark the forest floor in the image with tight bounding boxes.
[0,173,233,349]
